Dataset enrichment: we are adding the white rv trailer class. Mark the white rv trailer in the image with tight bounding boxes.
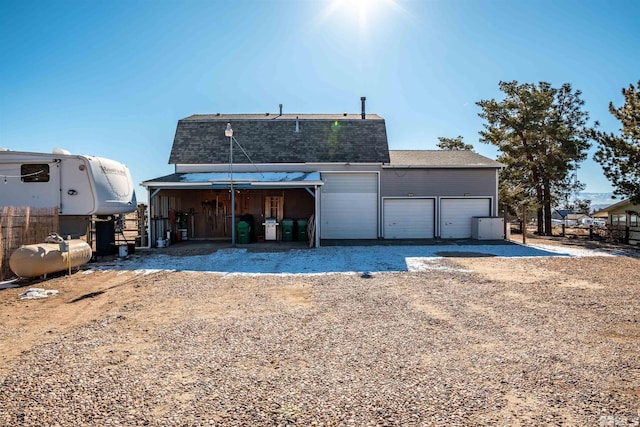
[0,148,136,236]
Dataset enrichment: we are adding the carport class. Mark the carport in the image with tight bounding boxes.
[141,171,323,248]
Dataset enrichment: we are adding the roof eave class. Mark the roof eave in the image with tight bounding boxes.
[250,180,324,187]
[141,181,213,189]
[382,164,503,169]
[142,180,324,189]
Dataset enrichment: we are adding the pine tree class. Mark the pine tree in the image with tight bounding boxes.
[477,81,592,235]
[436,136,474,151]
[593,81,640,204]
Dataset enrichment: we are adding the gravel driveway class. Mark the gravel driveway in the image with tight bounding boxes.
[0,246,639,426]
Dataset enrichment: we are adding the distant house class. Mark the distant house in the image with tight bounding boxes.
[566,213,590,223]
[593,198,640,245]
[551,209,574,221]
[551,209,603,227]
[593,199,640,225]
[142,105,504,247]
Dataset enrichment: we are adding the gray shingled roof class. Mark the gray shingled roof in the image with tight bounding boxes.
[169,114,389,164]
[387,150,504,168]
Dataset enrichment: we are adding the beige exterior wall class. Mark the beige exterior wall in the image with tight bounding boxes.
[608,202,640,226]
[607,201,640,246]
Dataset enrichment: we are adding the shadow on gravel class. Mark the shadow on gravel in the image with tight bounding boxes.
[69,291,105,303]
[435,251,497,258]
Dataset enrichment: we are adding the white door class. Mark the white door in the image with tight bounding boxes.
[383,198,435,239]
[440,198,491,238]
[320,172,378,239]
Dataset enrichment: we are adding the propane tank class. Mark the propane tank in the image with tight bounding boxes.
[9,234,92,278]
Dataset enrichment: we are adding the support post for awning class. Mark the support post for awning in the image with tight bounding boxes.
[147,188,161,249]
[315,184,321,247]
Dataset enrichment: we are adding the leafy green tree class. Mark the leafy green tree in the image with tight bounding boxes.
[477,81,592,235]
[437,136,474,151]
[593,81,640,204]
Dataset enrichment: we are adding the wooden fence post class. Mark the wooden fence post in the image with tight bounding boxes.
[522,204,527,245]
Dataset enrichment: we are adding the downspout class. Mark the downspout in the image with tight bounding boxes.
[377,171,381,238]
[495,169,499,216]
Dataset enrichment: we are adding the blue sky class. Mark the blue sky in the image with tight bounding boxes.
[1,0,639,198]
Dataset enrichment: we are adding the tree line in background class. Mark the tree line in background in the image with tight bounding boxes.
[438,80,640,236]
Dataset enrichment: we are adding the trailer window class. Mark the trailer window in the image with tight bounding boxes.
[21,164,50,182]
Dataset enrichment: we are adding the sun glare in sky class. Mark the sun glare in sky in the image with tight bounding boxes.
[319,0,405,38]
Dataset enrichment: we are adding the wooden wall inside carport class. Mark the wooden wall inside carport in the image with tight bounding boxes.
[155,188,314,239]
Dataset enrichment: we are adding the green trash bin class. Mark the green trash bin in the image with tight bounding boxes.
[237,221,251,244]
[296,219,308,241]
[282,219,294,242]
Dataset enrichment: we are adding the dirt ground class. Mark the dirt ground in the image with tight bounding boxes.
[0,239,639,426]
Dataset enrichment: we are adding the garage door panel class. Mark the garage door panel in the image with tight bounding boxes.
[441,198,491,239]
[321,193,377,239]
[322,173,377,193]
[384,199,434,239]
[320,173,378,239]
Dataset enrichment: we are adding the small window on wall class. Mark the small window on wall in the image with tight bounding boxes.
[630,213,639,227]
[611,214,626,226]
[21,164,50,182]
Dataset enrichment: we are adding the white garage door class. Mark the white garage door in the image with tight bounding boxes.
[383,198,435,239]
[320,173,378,239]
[440,198,491,239]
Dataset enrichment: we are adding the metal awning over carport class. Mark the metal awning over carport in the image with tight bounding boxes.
[141,171,323,247]
[142,171,324,190]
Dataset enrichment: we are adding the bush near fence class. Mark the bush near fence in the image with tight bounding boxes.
[0,207,58,280]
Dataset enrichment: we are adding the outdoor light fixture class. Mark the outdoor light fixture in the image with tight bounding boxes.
[225,123,235,246]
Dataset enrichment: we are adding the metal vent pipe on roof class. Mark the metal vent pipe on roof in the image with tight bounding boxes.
[361,96,366,119]
[279,104,283,115]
